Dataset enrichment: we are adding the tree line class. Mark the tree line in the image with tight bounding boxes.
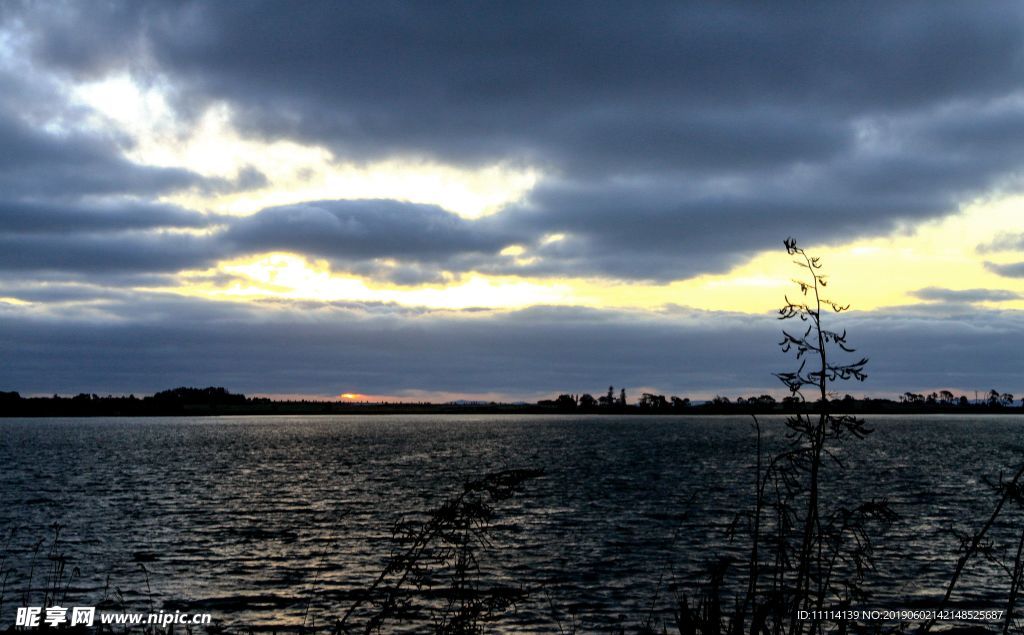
[536,387,1023,413]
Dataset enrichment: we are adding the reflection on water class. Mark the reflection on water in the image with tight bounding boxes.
[0,415,1021,631]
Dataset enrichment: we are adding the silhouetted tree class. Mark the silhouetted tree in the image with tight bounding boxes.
[902,392,924,404]
[639,393,669,410]
[599,385,615,408]
[989,389,1002,407]
[150,386,246,406]
[553,394,577,410]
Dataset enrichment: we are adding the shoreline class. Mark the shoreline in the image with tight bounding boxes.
[4,403,1023,417]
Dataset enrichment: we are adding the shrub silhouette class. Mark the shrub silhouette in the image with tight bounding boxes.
[337,469,543,634]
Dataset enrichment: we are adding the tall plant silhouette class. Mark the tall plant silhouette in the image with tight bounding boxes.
[773,237,877,632]
[680,238,893,635]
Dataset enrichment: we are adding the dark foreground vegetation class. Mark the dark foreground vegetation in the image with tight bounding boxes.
[1,386,1022,417]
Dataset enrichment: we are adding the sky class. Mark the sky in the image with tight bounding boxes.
[1,1,1023,402]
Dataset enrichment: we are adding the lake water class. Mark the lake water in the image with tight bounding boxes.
[0,415,1021,632]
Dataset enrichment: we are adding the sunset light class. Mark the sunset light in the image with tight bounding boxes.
[4,5,1024,632]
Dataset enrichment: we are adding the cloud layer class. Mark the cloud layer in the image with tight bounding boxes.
[1,3,1024,395]
[5,3,1024,282]
[1,295,1021,399]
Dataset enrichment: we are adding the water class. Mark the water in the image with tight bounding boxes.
[0,415,1021,632]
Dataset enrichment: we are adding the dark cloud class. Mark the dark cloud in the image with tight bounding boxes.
[0,281,135,304]
[0,60,261,295]
[0,62,255,279]
[8,2,1024,280]
[0,232,216,274]
[911,287,1021,303]
[28,2,1021,167]
[199,165,270,195]
[0,200,212,233]
[0,61,202,198]
[475,168,968,280]
[0,197,510,281]
[0,108,202,198]
[224,199,512,264]
[0,296,1021,398]
[976,235,1024,282]
[986,261,1024,278]
[0,198,220,276]
[978,232,1024,254]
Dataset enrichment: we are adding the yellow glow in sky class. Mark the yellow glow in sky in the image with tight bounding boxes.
[667,195,1024,313]
[168,252,572,310]
[562,195,1024,314]
[154,192,1024,315]
[155,189,1019,315]
[68,76,1024,316]
[72,76,537,219]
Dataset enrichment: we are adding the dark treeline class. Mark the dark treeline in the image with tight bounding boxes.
[1,385,1022,417]
[538,385,1023,414]
[0,387,519,416]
